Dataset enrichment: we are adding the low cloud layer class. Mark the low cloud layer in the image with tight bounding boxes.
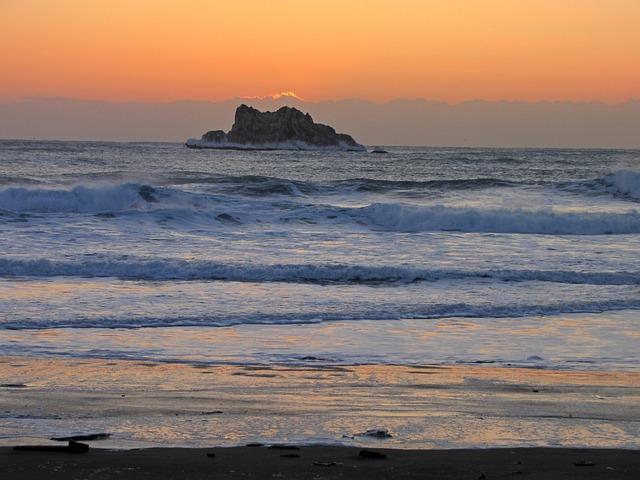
[2,97,639,148]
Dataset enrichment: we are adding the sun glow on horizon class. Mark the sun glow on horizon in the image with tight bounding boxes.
[239,92,304,101]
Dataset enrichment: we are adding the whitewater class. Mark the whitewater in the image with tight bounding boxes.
[1,140,639,370]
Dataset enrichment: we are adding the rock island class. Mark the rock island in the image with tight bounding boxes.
[186,104,365,151]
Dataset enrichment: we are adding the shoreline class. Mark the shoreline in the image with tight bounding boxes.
[2,355,638,451]
[3,445,639,479]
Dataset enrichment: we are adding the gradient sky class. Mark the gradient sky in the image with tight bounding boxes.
[2,0,639,104]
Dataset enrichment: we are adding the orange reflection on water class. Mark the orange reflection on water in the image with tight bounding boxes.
[1,356,639,449]
[2,280,91,301]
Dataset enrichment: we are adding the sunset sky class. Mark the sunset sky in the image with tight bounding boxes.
[1,0,639,104]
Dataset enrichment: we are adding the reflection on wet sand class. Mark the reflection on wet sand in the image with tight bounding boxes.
[1,356,638,449]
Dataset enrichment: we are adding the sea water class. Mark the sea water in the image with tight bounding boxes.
[1,140,639,370]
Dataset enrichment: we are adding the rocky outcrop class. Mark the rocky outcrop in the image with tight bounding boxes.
[186,105,365,151]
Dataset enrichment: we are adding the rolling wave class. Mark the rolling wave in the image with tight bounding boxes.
[2,179,640,235]
[613,170,640,200]
[165,170,640,200]
[202,176,522,196]
[3,299,639,330]
[558,170,640,201]
[0,176,521,208]
[348,177,519,192]
[360,203,640,234]
[1,257,638,285]
[0,183,161,213]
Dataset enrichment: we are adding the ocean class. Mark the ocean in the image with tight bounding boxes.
[1,140,640,449]
[1,140,638,371]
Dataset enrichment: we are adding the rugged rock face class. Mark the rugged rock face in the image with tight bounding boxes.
[186,105,365,151]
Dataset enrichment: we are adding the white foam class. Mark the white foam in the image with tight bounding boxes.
[613,169,640,199]
[358,203,640,235]
[186,138,366,151]
[0,184,158,213]
[3,182,639,236]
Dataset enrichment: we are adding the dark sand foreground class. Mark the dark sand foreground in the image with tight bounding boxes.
[2,445,639,479]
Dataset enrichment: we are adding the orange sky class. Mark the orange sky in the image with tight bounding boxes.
[1,0,639,104]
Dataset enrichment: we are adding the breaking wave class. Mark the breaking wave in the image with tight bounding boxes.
[559,169,640,201]
[2,179,640,235]
[359,203,640,234]
[612,170,640,200]
[0,184,161,213]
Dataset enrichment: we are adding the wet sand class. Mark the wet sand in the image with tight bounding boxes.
[1,356,639,454]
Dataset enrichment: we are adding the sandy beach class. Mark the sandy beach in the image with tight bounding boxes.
[2,444,639,479]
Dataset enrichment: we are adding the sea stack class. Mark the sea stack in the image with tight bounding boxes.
[186,105,365,151]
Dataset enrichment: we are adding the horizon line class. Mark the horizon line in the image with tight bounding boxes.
[4,95,639,108]
[2,138,638,152]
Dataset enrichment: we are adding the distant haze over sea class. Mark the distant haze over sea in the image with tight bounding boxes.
[1,96,639,148]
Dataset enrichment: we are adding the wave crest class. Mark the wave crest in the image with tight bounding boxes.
[359,203,640,234]
[0,184,160,213]
[613,170,640,200]
[3,180,640,235]
[3,299,640,330]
